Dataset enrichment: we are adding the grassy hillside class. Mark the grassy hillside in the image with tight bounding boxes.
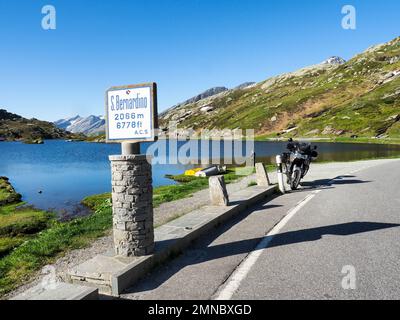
[0,109,80,142]
[160,36,400,141]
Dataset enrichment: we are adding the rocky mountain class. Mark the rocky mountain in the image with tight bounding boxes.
[54,115,82,130]
[0,109,74,142]
[160,87,230,118]
[180,87,229,106]
[233,82,256,90]
[54,115,105,136]
[160,85,258,118]
[322,56,346,66]
[159,36,400,140]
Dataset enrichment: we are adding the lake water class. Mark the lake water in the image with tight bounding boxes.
[1,140,400,216]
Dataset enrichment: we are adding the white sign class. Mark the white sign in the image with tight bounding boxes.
[106,83,157,142]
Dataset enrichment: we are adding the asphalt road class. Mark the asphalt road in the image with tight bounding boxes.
[121,159,400,300]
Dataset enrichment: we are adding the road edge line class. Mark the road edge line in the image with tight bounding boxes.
[214,190,321,300]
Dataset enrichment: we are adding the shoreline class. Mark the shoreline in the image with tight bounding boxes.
[261,137,400,145]
[2,135,399,146]
[85,134,400,145]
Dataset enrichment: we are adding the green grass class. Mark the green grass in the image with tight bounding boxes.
[0,237,26,257]
[0,177,54,260]
[0,178,58,294]
[0,205,112,296]
[0,167,254,297]
[157,167,253,206]
[0,213,54,286]
[0,204,52,237]
[81,193,111,210]
[0,188,8,203]
[153,178,209,207]
[0,177,22,205]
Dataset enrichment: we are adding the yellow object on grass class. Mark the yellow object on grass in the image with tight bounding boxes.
[184,168,203,176]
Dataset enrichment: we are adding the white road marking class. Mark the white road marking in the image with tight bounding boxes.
[214,190,321,300]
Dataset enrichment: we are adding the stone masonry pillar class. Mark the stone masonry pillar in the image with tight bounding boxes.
[109,155,154,257]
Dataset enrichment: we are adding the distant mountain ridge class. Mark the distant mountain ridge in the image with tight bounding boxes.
[54,115,81,130]
[54,115,105,136]
[0,109,72,141]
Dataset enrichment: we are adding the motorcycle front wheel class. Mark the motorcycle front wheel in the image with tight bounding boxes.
[290,167,302,190]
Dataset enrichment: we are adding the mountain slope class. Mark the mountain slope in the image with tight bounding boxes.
[54,115,105,136]
[160,86,230,118]
[0,109,73,141]
[159,36,400,140]
[54,115,82,130]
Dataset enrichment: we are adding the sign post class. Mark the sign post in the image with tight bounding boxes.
[105,83,158,257]
[106,82,158,150]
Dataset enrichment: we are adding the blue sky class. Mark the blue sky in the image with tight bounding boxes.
[0,0,399,121]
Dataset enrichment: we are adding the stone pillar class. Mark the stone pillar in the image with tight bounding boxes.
[109,155,154,257]
[255,163,271,186]
[209,175,229,206]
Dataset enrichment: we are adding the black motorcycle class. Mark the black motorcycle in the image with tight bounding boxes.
[281,140,318,190]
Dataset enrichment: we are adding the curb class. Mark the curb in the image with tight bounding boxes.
[67,185,278,296]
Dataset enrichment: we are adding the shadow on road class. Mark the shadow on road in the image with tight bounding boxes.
[123,220,399,295]
[296,175,372,192]
[266,221,399,247]
[122,199,283,295]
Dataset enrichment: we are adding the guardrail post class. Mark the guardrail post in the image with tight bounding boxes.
[209,175,229,206]
[255,163,271,186]
[276,155,286,194]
